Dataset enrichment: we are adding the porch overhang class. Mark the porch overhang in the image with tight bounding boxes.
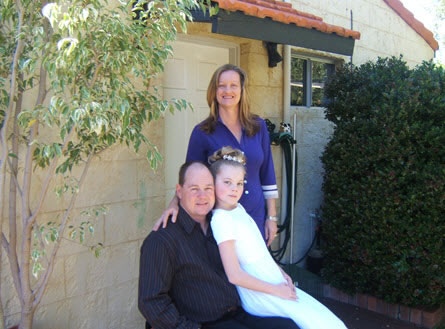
[190,0,360,57]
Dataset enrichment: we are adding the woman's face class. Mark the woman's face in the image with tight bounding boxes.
[216,70,241,110]
[214,163,245,210]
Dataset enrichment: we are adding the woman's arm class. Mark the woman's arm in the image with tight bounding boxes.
[218,240,297,301]
[265,198,278,246]
[152,194,179,231]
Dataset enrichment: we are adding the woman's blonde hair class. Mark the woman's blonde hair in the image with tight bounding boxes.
[208,146,246,178]
[200,64,260,137]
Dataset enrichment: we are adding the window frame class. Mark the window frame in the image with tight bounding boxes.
[290,51,337,108]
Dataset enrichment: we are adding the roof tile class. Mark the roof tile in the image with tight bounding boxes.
[212,0,361,40]
[383,0,439,51]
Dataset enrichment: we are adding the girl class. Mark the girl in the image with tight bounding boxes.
[209,146,348,329]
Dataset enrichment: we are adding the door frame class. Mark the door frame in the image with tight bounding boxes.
[175,33,240,66]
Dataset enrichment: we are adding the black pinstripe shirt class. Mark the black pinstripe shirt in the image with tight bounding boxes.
[138,206,241,329]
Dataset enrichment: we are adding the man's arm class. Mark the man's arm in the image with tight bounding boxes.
[138,235,200,329]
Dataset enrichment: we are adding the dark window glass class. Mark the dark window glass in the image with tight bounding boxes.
[290,58,304,106]
[291,86,304,106]
[312,61,328,106]
[290,55,333,107]
[291,58,304,83]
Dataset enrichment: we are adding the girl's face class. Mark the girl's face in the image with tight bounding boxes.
[214,164,245,210]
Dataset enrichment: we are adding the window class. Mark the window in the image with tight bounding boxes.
[290,54,335,107]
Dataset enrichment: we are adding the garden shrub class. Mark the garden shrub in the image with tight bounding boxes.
[320,57,444,307]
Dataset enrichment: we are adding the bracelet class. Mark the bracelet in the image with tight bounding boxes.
[267,216,278,222]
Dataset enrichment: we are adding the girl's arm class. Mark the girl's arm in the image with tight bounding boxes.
[218,240,297,301]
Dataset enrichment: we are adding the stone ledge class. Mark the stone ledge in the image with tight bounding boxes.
[323,284,445,329]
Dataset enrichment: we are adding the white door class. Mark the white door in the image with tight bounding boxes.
[163,39,233,203]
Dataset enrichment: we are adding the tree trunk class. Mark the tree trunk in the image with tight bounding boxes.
[0,246,4,329]
[18,307,34,329]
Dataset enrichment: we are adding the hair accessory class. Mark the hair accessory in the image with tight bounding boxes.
[223,154,244,164]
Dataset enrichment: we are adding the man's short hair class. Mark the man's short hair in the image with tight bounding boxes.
[178,161,208,186]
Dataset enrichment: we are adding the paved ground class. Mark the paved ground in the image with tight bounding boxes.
[282,265,427,329]
[322,298,424,329]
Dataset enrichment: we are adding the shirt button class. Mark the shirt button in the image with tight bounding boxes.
[245,190,249,195]
[244,180,247,184]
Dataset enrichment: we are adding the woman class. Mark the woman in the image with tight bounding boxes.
[209,146,348,329]
[155,64,279,245]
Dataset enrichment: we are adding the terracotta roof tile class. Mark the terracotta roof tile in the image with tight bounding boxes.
[383,0,439,51]
[212,0,361,40]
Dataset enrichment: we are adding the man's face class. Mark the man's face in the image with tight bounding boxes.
[176,164,215,222]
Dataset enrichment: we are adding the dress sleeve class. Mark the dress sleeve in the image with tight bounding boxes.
[138,235,200,329]
[185,125,208,163]
[258,119,279,199]
[211,211,237,244]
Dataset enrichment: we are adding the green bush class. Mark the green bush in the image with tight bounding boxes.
[320,57,445,307]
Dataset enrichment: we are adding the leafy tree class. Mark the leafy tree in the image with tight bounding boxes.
[321,57,444,308]
[0,0,203,328]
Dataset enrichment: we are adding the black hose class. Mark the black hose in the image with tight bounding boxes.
[266,120,319,265]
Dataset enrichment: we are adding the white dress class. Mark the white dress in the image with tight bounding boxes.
[211,204,347,329]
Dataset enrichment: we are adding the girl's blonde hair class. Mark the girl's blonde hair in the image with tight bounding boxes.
[208,146,246,178]
[200,64,260,137]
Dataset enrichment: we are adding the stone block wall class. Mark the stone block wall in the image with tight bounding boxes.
[2,111,164,329]
[290,0,435,67]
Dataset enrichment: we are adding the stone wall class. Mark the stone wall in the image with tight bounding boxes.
[290,0,435,67]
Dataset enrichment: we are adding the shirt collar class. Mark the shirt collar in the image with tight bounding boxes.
[217,114,245,133]
[177,205,212,236]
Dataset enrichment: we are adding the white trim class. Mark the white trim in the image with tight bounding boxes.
[176,33,240,66]
[264,191,279,199]
[262,184,278,190]
[290,46,347,64]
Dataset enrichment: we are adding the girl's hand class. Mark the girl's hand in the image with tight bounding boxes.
[280,270,295,292]
[273,283,298,301]
[152,197,179,231]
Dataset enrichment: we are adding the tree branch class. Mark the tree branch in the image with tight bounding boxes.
[0,0,25,247]
[32,222,50,265]
[0,0,25,313]
[33,152,94,308]
[1,234,10,256]
[21,124,37,222]
[5,73,25,309]
[27,126,75,228]
[7,157,24,198]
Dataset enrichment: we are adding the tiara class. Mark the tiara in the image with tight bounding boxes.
[223,154,244,164]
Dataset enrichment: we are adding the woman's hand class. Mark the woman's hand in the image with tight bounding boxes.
[265,219,278,246]
[152,196,179,231]
[273,283,298,301]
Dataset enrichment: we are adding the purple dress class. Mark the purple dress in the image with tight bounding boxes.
[186,116,278,237]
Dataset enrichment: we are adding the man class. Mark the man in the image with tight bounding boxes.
[138,161,299,329]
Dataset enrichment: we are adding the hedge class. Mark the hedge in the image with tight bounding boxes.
[320,57,444,307]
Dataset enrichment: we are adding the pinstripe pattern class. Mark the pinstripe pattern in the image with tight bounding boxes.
[138,206,240,328]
